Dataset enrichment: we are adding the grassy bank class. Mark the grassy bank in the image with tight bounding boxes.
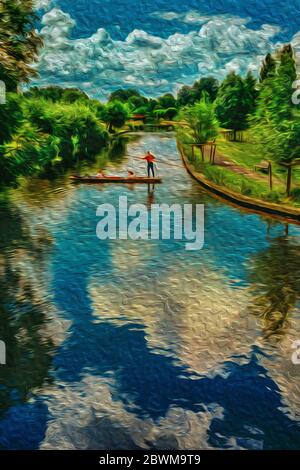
[177,128,300,207]
[217,136,300,187]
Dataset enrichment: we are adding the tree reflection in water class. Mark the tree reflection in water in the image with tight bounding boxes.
[108,136,128,163]
[0,201,56,417]
[248,228,300,340]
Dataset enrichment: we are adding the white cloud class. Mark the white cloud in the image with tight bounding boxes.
[35,0,52,10]
[40,8,75,47]
[40,374,225,450]
[126,29,163,49]
[151,11,181,21]
[151,10,251,26]
[35,8,283,99]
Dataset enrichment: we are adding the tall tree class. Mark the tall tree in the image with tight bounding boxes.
[0,0,43,91]
[127,94,148,111]
[177,77,219,106]
[272,44,297,122]
[244,71,258,115]
[101,101,128,132]
[251,45,299,193]
[108,88,142,102]
[254,44,297,125]
[215,72,255,140]
[157,93,177,109]
[193,77,219,103]
[259,52,276,83]
[177,85,195,107]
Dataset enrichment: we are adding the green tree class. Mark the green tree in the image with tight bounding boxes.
[177,77,219,106]
[252,115,300,164]
[24,99,109,162]
[0,0,43,91]
[178,97,219,144]
[270,44,296,122]
[0,97,109,185]
[25,86,90,103]
[152,94,177,121]
[157,93,177,109]
[193,77,219,103]
[127,94,148,111]
[251,44,298,193]
[109,88,141,102]
[177,85,196,107]
[153,107,178,120]
[101,101,128,132]
[244,71,258,115]
[259,52,276,83]
[255,45,297,125]
[215,72,255,140]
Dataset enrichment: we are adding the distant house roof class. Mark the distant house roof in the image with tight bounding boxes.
[132,114,145,119]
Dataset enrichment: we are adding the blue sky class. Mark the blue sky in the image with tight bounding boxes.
[34,0,300,99]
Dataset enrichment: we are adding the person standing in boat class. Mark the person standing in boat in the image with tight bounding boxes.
[142,151,156,178]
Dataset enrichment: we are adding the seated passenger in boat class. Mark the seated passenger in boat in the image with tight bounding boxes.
[96,169,106,178]
[127,170,136,178]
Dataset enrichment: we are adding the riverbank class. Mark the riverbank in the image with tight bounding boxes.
[0,89,111,188]
[178,140,300,224]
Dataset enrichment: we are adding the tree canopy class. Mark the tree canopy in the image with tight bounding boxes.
[101,101,129,132]
[215,72,257,139]
[177,77,219,106]
[0,0,43,91]
[109,88,142,102]
[25,86,90,103]
[252,44,299,164]
[259,52,276,83]
[178,97,219,144]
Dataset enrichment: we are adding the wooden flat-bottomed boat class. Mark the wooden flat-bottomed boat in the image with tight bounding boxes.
[70,175,162,184]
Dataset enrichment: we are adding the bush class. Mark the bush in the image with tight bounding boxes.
[23,98,108,164]
[0,93,23,144]
[0,95,109,185]
[0,123,58,184]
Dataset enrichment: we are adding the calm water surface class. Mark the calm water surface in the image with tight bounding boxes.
[1,133,300,450]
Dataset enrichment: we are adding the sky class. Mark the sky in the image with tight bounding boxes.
[34,0,300,99]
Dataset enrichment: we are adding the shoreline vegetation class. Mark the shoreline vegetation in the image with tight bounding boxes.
[1,2,300,219]
[178,142,300,223]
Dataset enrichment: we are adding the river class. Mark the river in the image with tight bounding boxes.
[0,132,300,450]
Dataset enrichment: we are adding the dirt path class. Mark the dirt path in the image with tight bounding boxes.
[202,147,284,187]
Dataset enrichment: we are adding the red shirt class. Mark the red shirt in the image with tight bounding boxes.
[143,154,156,163]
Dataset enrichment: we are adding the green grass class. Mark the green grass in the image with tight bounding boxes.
[217,136,300,186]
[177,130,300,207]
[202,163,285,203]
[217,138,264,168]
